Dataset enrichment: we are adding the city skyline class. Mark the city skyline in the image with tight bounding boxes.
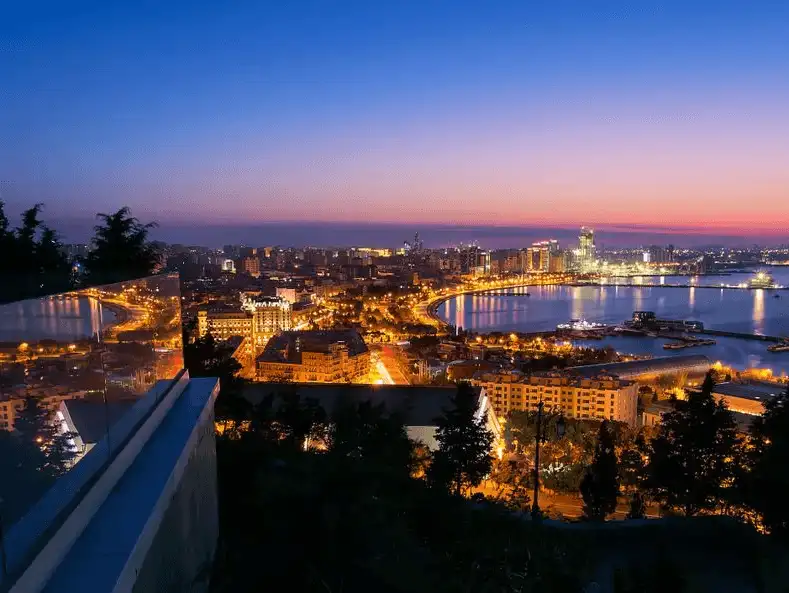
[35,219,789,249]
[3,1,789,235]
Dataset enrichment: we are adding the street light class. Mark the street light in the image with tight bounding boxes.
[531,402,565,520]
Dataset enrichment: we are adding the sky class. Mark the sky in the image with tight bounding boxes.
[2,1,789,244]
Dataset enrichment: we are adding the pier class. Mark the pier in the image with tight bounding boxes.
[696,329,786,343]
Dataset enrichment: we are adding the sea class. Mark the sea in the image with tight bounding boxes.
[0,295,117,342]
[437,267,789,376]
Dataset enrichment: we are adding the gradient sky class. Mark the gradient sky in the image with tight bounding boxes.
[2,0,789,240]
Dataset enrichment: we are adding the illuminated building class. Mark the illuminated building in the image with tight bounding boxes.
[646,381,785,430]
[474,250,491,276]
[276,287,298,304]
[576,226,596,272]
[525,240,560,272]
[699,381,784,417]
[241,256,261,277]
[256,329,371,383]
[470,370,639,426]
[549,250,566,273]
[351,247,393,258]
[221,259,235,273]
[197,295,292,351]
[242,295,293,347]
[459,244,481,274]
[197,308,252,344]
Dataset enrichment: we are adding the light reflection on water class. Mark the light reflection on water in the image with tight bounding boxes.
[0,296,116,341]
[438,268,789,375]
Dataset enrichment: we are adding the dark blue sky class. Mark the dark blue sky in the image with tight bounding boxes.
[3,1,788,244]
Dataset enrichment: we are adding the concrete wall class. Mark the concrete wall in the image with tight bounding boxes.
[132,413,218,593]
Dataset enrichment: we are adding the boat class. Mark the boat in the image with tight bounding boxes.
[663,342,687,350]
[749,271,777,289]
[663,339,715,350]
[774,294,781,299]
[525,293,531,297]
[767,344,789,353]
[556,319,607,331]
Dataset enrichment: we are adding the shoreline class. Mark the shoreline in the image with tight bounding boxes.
[426,282,787,345]
[424,282,547,330]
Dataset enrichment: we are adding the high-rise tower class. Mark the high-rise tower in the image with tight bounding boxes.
[578,227,596,272]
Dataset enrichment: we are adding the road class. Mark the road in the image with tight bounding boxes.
[372,345,410,385]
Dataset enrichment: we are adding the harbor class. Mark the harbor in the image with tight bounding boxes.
[438,267,789,375]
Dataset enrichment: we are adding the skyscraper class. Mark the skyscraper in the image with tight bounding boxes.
[577,227,596,272]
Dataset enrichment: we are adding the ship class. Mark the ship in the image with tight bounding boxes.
[749,271,777,289]
[625,311,704,332]
[556,319,608,331]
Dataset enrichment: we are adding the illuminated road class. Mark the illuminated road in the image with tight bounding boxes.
[374,345,410,385]
[375,359,395,385]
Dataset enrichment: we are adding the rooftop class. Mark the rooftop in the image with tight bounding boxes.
[242,383,472,427]
[706,381,787,402]
[256,329,369,364]
[568,355,712,378]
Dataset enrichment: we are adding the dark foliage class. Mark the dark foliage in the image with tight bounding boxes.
[746,384,789,540]
[427,382,494,496]
[210,388,581,593]
[627,492,646,520]
[0,202,72,303]
[645,373,741,516]
[83,207,160,286]
[0,397,77,526]
[580,420,620,521]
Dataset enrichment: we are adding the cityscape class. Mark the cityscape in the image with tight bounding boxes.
[4,1,789,592]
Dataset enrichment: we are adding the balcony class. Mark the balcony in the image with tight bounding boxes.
[0,275,219,592]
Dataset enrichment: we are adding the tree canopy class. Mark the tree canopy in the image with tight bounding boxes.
[0,202,72,303]
[645,373,741,516]
[427,382,493,496]
[580,420,620,521]
[745,384,789,539]
[83,207,160,285]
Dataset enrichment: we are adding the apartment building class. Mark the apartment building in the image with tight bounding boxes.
[471,369,639,426]
[256,329,371,383]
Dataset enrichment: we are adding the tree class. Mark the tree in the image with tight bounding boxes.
[275,392,327,452]
[0,202,72,303]
[14,396,77,477]
[619,433,647,494]
[328,400,414,481]
[428,382,493,496]
[489,458,531,511]
[182,322,249,435]
[0,431,52,525]
[745,385,789,539]
[627,492,646,520]
[83,207,159,286]
[645,372,741,516]
[580,420,620,521]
